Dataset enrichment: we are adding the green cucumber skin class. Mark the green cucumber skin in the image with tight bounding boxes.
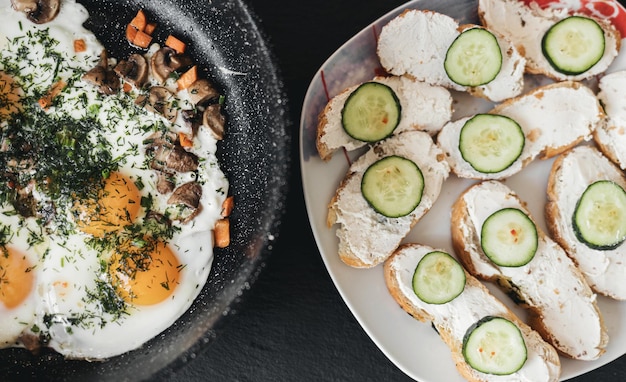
[480,208,538,267]
[341,82,402,143]
[462,316,528,376]
[444,28,503,87]
[541,16,605,76]
[459,114,525,174]
[412,251,466,305]
[572,180,626,250]
[360,155,424,218]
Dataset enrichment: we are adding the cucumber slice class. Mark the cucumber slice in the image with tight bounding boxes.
[573,180,626,250]
[341,82,401,142]
[361,155,424,218]
[542,16,605,75]
[444,28,503,86]
[459,114,525,173]
[463,316,527,375]
[412,251,466,304]
[481,208,538,267]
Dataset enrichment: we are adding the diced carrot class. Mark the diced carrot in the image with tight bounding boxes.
[221,196,234,217]
[132,30,153,49]
[73,39,87,53]
[176,65,197,91]
[126,24,138,44]
[144,22,157,35]
[178,132,193,147]
[129,9,147,31]
[214,218,230,248]
[165,35,186,54]
[122,82,132,93]
[38,80,67,110]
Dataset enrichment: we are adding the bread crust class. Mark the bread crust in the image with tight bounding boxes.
[451,180,608,360]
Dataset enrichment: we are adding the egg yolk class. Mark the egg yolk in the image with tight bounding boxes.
[0,247,34,309]
[75,172,141,237]
[109,240,181,306]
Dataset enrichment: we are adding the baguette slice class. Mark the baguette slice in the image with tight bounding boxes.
[328,130,449,268]
[316,75,453,161]
[451,180,608,360]
[478,0,620,81]
[377,9,526,102]
[595,70,626,170]
[546,145,626,300]
[385,243,561,382]
[437,81,603,180]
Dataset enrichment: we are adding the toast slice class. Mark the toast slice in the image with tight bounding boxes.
[478,0,620,81]
[328,130,449,268]
[376,9,525,102]
[451,180,608,360]
[385,243,561,381]
[595,70,626,170]
[546,145,626,300]
[437,81,603,180]
[316,75,453,161]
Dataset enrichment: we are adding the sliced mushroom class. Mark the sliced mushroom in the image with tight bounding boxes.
[140,86,178,123]
[114,54,149,88]
[155,171,175,194]
[202,103,226,140]
[82,51,120,95]
[168,181,202,209]
[181,109,202,137]
[150,47,193,83]
[145,131,198,173]
[187,78,219,106]
[11,0,59,24]
[167,181,202,223]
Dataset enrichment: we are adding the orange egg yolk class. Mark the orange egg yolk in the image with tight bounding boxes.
[75,172,141,237]
[109,240,181,306]
[0,247,34,309]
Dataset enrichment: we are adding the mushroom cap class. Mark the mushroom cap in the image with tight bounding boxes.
[150,47,192,83]
[143,86,178,123]
[187,78,220,106]
[11,0,60,24]
[114,54,149,88]
[202,103,226,140]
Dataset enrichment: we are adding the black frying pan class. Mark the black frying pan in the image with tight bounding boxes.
[0,0,290,380]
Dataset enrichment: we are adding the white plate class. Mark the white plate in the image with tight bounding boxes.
[300,0,626,381]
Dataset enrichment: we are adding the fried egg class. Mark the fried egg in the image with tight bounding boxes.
[0,0,228,359]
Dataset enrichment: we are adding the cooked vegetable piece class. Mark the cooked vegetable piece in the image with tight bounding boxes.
[361,155,424,218]
[573,180,626,250]
[481,208,537,267]
[341,82,401,142]
[459,114,525,173]
[412,251,466,304]
[177,65,198,91]
[165,35,186,54]
[444,28,503,86]
[214,218,230,248]
[463,316,527,375]
[542,16,605,75]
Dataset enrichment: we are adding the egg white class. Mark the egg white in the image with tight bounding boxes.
[0,0,228,359]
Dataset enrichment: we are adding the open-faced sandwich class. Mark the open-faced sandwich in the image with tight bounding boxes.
[385,243,561,381]
[316,75,452,161]
[327,130,449,268]
[595,70,626,170]
[478,0,621,81]
[377,9,526,102]
[451,180,608,360]
[546,144,626,300]
[437,81,603,179]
